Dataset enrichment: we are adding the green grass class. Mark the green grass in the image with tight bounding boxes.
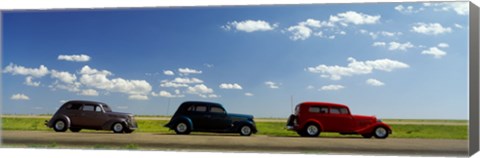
[1,117,467,139]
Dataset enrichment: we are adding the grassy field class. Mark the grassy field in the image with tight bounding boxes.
[1,116,467,139]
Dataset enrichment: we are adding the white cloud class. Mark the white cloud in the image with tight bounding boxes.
[187,84,214,94]
[329,11,380,26]
[424,2,468,15]
[223,20,278,32]
[244,92,254,96]
[320,85,344,91]
[265,81,280,89]
[128,94,149,100]
[24,76,40,87]
[58,54,90,62]
[219,83,243,90]
[80,89,99,96]
[388,42,414,51]
[287,25,312,41]
[394,5,424,14]
[204,63,214,68]
[51,70,77,84]
[306,85,315,89]
[79,65,152,96]
[3,63,49,78]
[172,77,203,84]
[454,23,463,29]
[411,23,452,35]
[438,43,449,48]
[151,90,184,98]
[163,70,174,76]
[306,57,409,80]
[160,82,188,88]
[11,93,30,100]
[366,78,385,86]
[178,68,202,75]
[372,42,386,47]
[361,30,402,39]
[421,47,447,59]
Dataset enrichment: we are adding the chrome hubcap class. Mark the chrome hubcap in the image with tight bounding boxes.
[55,121,65,130]
[375,127,387,137]
[241,126,251,135]
[113,123,123,132]
[307,125,318,135]
[177,123,187,133]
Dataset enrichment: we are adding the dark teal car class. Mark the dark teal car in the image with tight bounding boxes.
[165,101,257,136]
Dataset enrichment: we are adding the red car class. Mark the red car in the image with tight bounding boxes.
[286,102,392,138]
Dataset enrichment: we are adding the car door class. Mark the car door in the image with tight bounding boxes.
[207,105,230,130]
[325,107,354,132]
[65,103,83,127]
[189,104,209,130]
[77,104,101,129]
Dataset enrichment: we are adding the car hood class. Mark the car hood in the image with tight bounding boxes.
[228,113,254,119]
[106,111,133,117]
[352,114,377,124]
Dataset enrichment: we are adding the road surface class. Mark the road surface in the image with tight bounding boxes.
[1,131,468,156]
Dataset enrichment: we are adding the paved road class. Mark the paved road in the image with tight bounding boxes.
[1,131,468,156]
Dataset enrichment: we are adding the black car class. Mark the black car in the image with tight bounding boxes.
[165,101,257,136]
[45,100,138,133]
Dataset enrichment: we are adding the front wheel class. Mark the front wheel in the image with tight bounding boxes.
[112,122,125,133]
[239,125,253,136]
[174,122,191,135]
[53,119,68,132]
[373,126,389,139]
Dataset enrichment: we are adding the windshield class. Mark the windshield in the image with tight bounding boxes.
[101,104,113,112]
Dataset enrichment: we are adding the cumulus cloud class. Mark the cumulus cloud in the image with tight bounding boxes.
[394,5,424,14]
[306,85,315,89]
[388,42,414,51]
[306,57,409,80]
[244,92,254,96]
[329,11,380,26]
[128,94,149,100]
[366,78,385,86]
[24,76,40,87]
[178,68,202,75]
[411,23,452,35]
[287,25,312,41]
[151,90,184,98]
[58,54,91,62]
[80,89,99,96]
[265,81,280,89]
[3,63,49,78]
[11,93,30,100]
[160,82,188,88]
[362,30,403,39]
[424,2,468,15]
[320,85,344,91]
[421,47,447,59]
[454,23,463,29]
[372,42,386,47]
[51,70,77,84]
[219,83,243,90]
[438,43,449,48]
[187,84,214,94]
[79,65,152,96]
[163,70,175,76]
[223,20,278,32]
[172,77,203,84]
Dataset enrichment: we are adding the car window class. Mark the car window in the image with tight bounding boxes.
[102,104,112,112]
[66,103,82,110]
[339,108,349,114]
[95,106,103,112]
[195,105,207,112]
[187,105,195,111]
[210,106,225,113]
[82,105,95,111]
[330,107,341,114]
[308,106,328,114]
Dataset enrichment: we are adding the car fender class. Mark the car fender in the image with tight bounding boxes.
[300,119,324,131]
[355,122,392,134]
[49,115,71,128]
[102,118,128,130]
[167,116,194,130]
[232,120,257,133]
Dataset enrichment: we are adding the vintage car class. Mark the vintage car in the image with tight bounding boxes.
[286,102,392,138]
[45,100,138,133]
[165,101,257,136]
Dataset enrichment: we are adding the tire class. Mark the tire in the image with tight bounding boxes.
[239,125,253,136]
[70,127,81,132]
[303,123,320,137]
[174,122,191,135]
[53,119,68,132]
[112,122,125,133]
[373,126,389,139]
[362,134,373,138]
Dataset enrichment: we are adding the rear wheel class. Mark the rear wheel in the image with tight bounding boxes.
[69,127,81,132]
[112,122,125,133]
[373,126,389,139]
[303,123,320,137]
[53,119,67,132]
[239,125,253,136]
[174,122,191,135]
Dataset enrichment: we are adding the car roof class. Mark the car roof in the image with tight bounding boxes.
[299,101,349,108]
[180,101,222,106]
[64,100,107,106]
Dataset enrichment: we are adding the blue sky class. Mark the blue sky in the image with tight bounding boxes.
[2,2,469,119]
